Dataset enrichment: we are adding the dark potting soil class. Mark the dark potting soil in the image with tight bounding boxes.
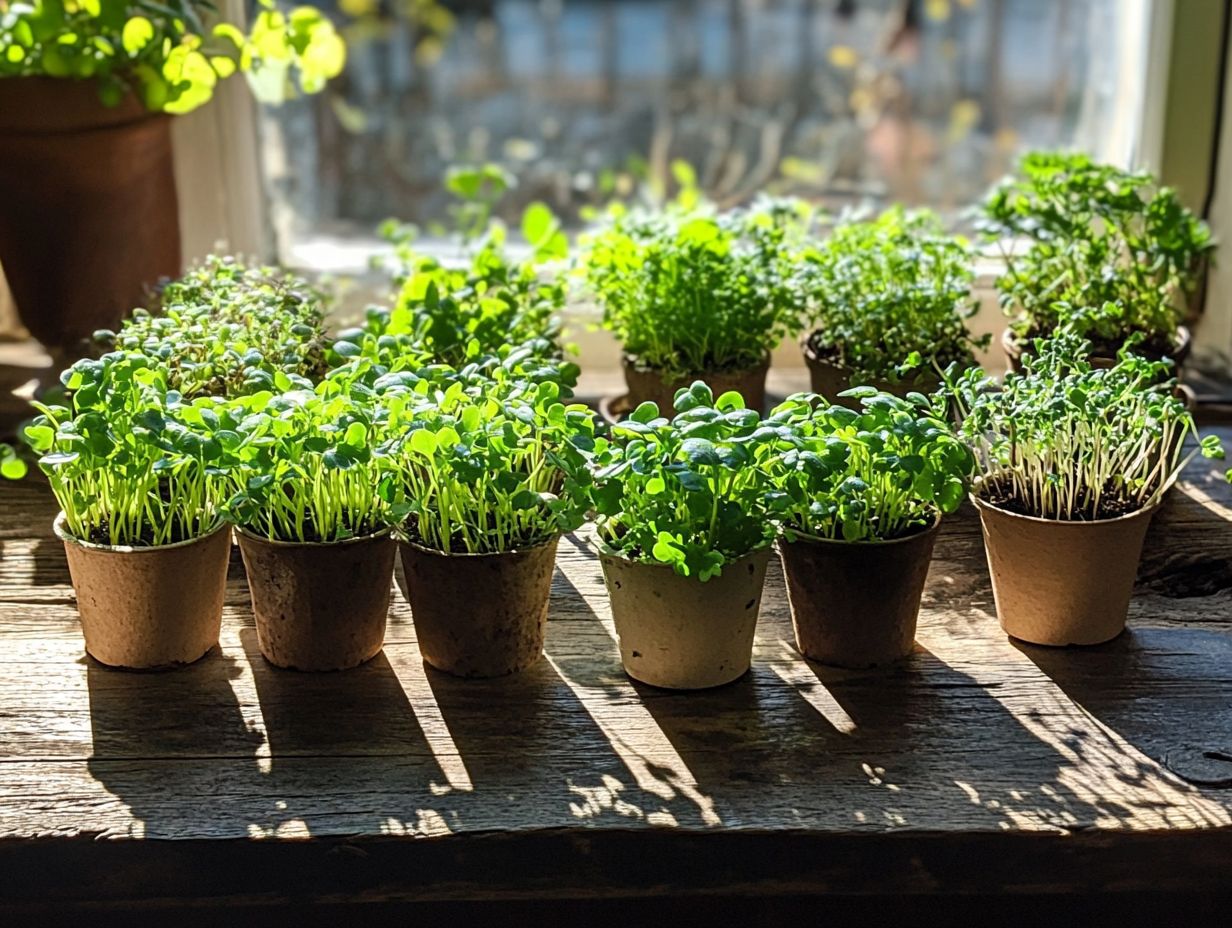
[980,486,1140,522]
[84,520,199,547]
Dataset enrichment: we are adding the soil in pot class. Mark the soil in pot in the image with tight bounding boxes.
[1002,326,1192,377]
[0,78,181,358]
[779,516,940,668]
[618,354,770,418]
[399,536,559,678]
[599,547,771,690]
[802,332,940,407]
[972,494,1159,647]
[237,528,396,671]
[56,515,230,670]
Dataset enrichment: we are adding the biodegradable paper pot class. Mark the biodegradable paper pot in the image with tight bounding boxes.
[779,515,940,668]
[399,536,559,678]
[55,514,229,670]
[0,78,180,356]
[973,495,1159,647]
[621,354,771,416]
[802,333,939,407]
[599,547,771,690]
[236,527,395,671]
[1002,325,1192,376]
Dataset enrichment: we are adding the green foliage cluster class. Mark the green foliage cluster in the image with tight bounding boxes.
[949,333,1225,521]
[981,151,1214,351]
[588,383,787,580]
[760,389,974,543]
[801,207,985,383]
[0,0,345,113]
[97,255,330,399]
[578,198,810,378]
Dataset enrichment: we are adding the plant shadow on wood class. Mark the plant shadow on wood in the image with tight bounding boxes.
[85,650,265,839]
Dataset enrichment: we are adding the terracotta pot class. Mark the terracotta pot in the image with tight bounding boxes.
[55,514,229,670]
[0,78,181,356]
[779,515,940,668]
[599,547,771,690]
[236,527,395,671]
[399,536,559,678]
[620,354,770,417]
[972,494,1159,647]
[1002,325,1192,376]
[801,333,940,408]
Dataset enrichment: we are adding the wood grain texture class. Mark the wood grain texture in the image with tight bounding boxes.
[2,431,1232,913]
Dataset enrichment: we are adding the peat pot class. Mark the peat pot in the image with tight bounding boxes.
[55,514,229,670]
[619,354,771,417]
[779,515,940,668]
[399,537,559,678]
[972,495,1160,647]
[1001,325,1192,376]
[599,547,771,690]
[236,527,395,671]
[0,78,181,357]
[802,333,939,407]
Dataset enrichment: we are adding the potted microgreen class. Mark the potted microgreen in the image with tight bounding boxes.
[0,0,345,359]
[98,255,330,398]
[578,199,807,418]
[18,353,232,669]
[980,151,1214,373]
[378,377,596,678]
[224,381,396,672]
[588,382,784,689]
[950,333,1226,646]
[800,207,986,403]
[758,389,973,667]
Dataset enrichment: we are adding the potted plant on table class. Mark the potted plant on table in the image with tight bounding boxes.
[980,151,1213,375]
[0,0,345,361]
[224,382,396,672]
[578,199,807,418]
[950,333,1226,647]
[759,388,974,667]
[380,377,596,678]
[17,353,233,669]
[799,207,986,403]
[587,382,785,689]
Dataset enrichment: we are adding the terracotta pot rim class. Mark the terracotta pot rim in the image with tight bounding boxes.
[970,492,1161,527]
[621,351,771,379]
[53,512,229,553]
[778,511,942,548]
[234,524,392,548]
[399,533,560,559]
[596,540,772,571]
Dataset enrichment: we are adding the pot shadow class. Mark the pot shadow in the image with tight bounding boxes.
[85,650,266,839]
[239,629,454,838]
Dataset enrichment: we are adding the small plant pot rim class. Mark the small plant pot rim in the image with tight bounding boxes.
[398,534,559,559]
[593,536,773,571]
[800,330,943,392]
[779,510,942,549]
[54,512,229,553]
[622,351,771,379]
[234,524,392,548]
[1002,325,1192,364]
[970,491,1161,527]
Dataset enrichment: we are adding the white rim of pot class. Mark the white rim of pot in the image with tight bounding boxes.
[233,524,392,548]
[970,491,1162,528]
[777,509,942,549]
[53,511,230,553]
[398,533,560,559]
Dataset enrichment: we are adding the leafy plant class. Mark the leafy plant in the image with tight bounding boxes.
[0,0,345,113]
[97,255,330,398]
[588,382,788,579]
[20,352,229,545]
[947,332,1226,521]
[980,151,1214,353]
[578,197,810,378]
[801,207,986,383]
[378,377,596,554]
[759,389,974,542]
[221,377,393,543]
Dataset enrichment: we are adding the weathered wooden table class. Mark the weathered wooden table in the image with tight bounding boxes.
[2,434,1232,925]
